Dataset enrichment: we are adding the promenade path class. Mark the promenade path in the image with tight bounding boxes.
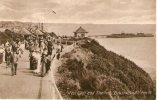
[0,50,41,99]
[0,44,74,99]
[41,44,74,99]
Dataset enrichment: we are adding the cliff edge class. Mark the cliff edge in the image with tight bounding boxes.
[56,38,155,99]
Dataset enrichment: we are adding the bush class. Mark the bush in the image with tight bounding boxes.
[56,39,155,99]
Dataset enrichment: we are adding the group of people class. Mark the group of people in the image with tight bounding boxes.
[2,35,63,77]
[26,36,63,77]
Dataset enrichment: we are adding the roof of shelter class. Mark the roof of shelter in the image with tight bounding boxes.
[74,26,88,33]
[34,29,44,35]
[18,28,32,35]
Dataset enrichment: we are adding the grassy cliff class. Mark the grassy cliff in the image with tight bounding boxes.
[56,39,155,99]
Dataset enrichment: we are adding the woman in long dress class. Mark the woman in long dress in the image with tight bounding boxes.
[33,48,48,77]
[32,49,42,74]
[40,48,48,77]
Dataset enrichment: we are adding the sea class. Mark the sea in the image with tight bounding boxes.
[95,37,156,80]
[46,24,156,80]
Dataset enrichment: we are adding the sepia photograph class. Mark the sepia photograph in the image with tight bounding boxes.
[0,0,156,99]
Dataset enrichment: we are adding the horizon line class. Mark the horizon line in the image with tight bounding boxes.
[0,20,155,25]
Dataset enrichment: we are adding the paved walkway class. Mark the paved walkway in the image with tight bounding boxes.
[0,45,74,99]
[40,44,74,99]
[0,50,42,99]
[0,49,62,99]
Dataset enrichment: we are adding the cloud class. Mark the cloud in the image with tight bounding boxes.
[0,0,155,24]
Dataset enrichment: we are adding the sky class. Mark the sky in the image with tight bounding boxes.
[0,0,155,24]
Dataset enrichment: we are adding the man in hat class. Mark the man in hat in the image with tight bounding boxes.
[10,40,20,76]
[29,48,35,70]
[28,40,35,70]
[39,36,43,48]
[47,37,53,55]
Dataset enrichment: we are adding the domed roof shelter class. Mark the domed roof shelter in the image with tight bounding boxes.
[74,26,88,38]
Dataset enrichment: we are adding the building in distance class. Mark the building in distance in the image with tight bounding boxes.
[74,26,88,38]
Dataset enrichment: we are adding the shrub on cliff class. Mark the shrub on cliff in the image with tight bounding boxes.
[56,39,155,99]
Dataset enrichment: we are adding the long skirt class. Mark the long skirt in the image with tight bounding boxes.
[32,53,42,74]
[30,57,37,70]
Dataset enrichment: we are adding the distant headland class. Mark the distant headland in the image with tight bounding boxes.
[106,32,154,38]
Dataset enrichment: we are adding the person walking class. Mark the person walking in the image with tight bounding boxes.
[5,41,10,62]
[32,48,42,75]
[29,40,35,70]
[5,42,12,68]
[10,52,18,76]
[56,42,61,60]
[47,37,53,55]
[10,40,19,76]
[40,48,48,77]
